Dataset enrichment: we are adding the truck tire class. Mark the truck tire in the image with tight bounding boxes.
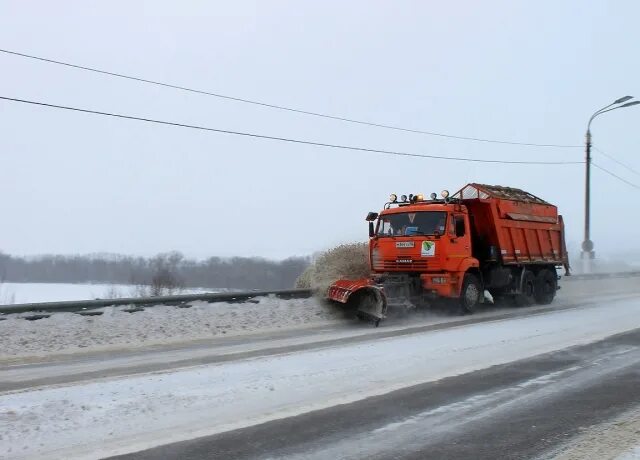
[534,269,557,304]
[459,273,481,314]
[514,270,536,307]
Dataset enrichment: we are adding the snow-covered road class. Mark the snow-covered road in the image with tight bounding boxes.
[2,295,640,460]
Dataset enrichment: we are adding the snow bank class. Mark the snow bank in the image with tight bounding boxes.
[619,447,640,460]
[552,405,640,460]
[3,276,639,362]
[0,296,343,360]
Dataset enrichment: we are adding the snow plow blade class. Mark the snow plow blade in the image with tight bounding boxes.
[327,279,387,324]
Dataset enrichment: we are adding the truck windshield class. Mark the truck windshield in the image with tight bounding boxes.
[377,211,447,236]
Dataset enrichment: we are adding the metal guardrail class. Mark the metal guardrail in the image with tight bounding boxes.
[0,288,314,316]
[1,271,639,317]
[565,271,640,281]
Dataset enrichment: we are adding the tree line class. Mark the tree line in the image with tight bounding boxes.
[0,251,310,290]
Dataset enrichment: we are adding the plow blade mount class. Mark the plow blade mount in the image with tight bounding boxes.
[327,279,387,324]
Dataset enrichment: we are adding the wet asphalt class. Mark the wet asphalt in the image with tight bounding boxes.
[107,328,640,460]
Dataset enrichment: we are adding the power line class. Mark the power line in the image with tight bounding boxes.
[0,95,583,165]
[593,146,640,177]
[592,162,640,190]
[0,48,582,149]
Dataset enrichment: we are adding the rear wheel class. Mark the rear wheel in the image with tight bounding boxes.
[534,269,557,304]
[514,270,536,307]
[459,273,481,314]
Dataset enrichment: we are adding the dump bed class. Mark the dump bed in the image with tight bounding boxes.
[454,184,569,268]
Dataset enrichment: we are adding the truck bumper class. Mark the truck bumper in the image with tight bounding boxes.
[420,273,459,298]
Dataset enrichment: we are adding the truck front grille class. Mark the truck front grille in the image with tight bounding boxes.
[372,259,437,271]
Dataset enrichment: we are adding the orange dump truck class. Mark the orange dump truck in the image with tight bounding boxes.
[327,183,570,324]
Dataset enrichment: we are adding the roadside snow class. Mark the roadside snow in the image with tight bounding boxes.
[1,297,640,460]
[619,447,640,460]
[0,296,344,360]
[549,405,640,460]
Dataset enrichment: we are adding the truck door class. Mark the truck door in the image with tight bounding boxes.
[448,214,472,266]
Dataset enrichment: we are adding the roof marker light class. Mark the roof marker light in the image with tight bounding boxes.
[390,194,398,203]
[441,190,450,198]
[401,194,408,202]
[430,192,437,200]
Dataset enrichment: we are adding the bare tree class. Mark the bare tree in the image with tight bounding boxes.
[149,252,185,296]
[0,250,310,291]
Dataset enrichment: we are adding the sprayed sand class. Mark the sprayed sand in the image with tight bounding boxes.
[296,242,369,294]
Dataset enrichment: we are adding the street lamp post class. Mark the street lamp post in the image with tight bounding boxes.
[582,96,640,273]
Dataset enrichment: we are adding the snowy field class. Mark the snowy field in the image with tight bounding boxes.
[2,297,640,460]
[0,282,219,304]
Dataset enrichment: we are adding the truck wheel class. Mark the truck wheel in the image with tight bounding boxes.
[534,269,557,304]
[514,271,536,307]
[459,273,481,314]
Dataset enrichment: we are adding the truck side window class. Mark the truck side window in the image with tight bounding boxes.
[455,215,466,237]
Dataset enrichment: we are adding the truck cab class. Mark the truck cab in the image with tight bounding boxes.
[367,193,480,307]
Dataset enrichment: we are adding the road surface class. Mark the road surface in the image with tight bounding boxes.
[110,329,640,460]
[1,277,640,460]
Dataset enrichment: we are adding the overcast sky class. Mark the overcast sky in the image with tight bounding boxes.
[0,1,638,260]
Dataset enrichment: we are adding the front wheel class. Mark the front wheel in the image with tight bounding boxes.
[459,273,481,314]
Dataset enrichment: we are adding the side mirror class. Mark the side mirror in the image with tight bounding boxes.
[369,221,375,238]
[365,212,379,222]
